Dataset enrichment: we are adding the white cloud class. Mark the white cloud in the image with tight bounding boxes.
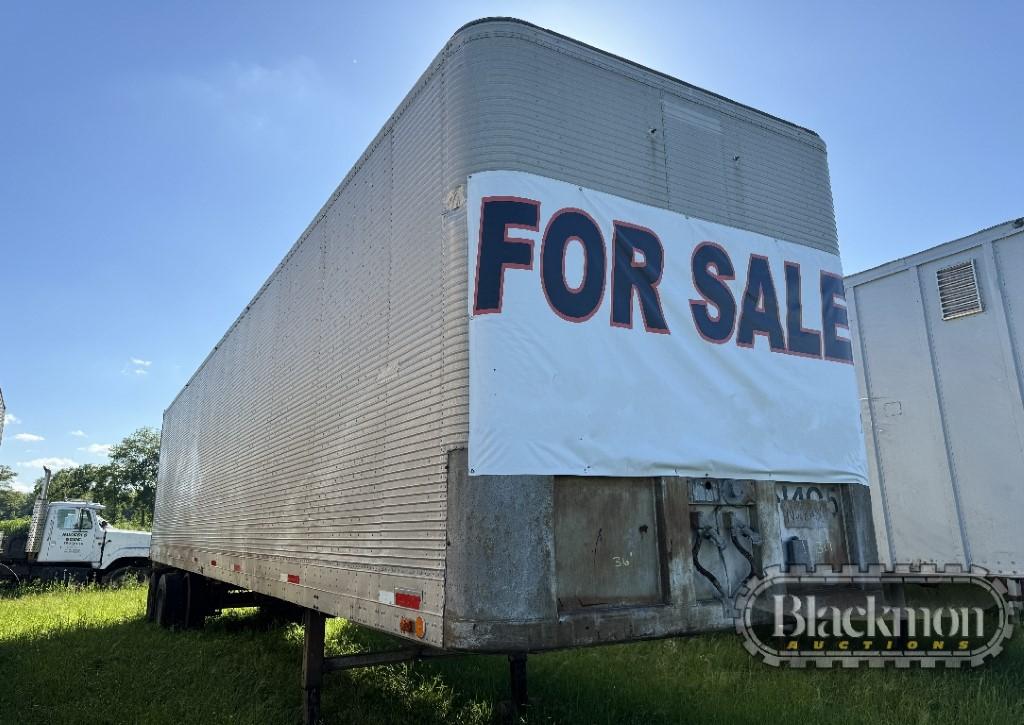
[124,357,153,376]
[14,433,44,442]
[70,430,87,437]
[78,443,112,457]
[4,413,20,426]
[9,478,32,493]
[17,457,78,472]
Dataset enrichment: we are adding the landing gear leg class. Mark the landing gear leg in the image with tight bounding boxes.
[509,652,528,717]
[302,609,326,725]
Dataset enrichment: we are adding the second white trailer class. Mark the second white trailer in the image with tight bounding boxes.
[847,218,1024,577]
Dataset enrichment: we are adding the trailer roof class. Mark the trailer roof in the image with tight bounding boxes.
[846,217,1024,286]
[456,17,822,139]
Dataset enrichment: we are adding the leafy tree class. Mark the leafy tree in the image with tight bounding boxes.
[35,464,136,518]
[41,464,103,501]
[7,428,161,528]
[108,427,160,527]
[0,464,34,520]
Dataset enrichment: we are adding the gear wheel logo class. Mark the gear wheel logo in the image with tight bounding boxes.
[734,563,1015,668]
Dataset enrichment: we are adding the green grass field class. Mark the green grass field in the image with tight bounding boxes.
[0,583,1021,724]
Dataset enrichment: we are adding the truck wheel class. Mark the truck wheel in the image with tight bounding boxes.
[155,571,186,630]
[102,566,149,588]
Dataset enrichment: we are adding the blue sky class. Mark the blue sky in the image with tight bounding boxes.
[1,2,1020,491]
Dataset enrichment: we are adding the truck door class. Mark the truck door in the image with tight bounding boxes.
[39,507,102,563]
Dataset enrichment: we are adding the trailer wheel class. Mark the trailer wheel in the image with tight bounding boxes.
[146,572,160,621]
[155,571,187,630]
[184,573,209,629]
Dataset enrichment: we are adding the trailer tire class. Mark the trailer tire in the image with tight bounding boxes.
[146,573,160,621]
[184,573,209,629]
[155,571,186,630]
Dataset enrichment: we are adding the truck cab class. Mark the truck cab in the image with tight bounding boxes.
[35,501,151,579]
[1,466,152,585]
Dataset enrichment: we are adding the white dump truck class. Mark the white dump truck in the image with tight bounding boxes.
[149,18,875,721]
[0,468,152,584]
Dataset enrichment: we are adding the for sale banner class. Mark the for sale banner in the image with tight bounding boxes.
[467,170,867,485]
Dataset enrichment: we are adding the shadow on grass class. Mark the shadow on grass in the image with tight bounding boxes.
[0,606,498,725]
[2,604,1024,725]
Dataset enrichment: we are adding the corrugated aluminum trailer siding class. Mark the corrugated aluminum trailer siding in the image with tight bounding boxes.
[156,18,849,646]
[847,220,1024,575]
[155,46,453,644]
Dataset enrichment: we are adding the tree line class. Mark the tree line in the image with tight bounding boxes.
[0,427,160,528]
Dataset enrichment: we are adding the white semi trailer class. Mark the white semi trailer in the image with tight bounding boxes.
[150,18,875,721]
[847,218,1024,579]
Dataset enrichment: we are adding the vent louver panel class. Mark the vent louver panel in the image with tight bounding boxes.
[936,260,983,320]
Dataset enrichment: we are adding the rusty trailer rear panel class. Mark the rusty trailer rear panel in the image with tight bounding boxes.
[554,477,665,610]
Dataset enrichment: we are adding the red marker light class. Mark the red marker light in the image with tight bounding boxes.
[395,592,421,610]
